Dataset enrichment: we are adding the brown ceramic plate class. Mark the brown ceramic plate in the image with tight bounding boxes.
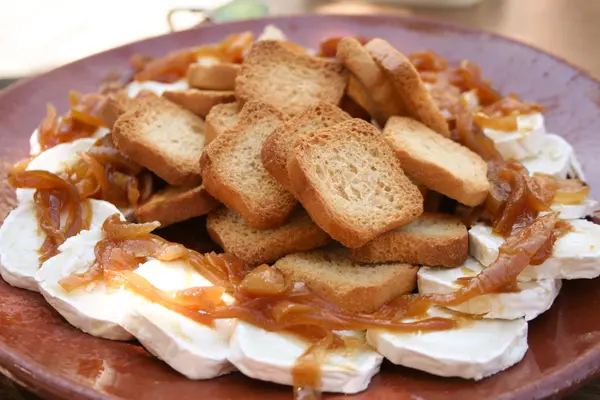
[1,14,600,400]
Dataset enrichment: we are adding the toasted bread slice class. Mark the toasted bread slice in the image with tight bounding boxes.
[337,37,405,126]
[261,103,351,190]
[365,38,450,137]
[349,213,468,266]
[235,40,348,115]
[99,91,141,128]
[200,101,296,229]
[383,116,489,207]
[207,207,331,266]
[135,185,219,227]
[345,75,385,124]
[187,63,240,91]
[205,102,239,145]
[163,89,235,118]
[288,118,424,248]
[112,96,205,186]
[339,94,370,121]
[274,248,418,313]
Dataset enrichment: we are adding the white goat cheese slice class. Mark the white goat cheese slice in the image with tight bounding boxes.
[366,307,528,380]
[36,226,132,340]
[483,113,546,161]
[258,24,288,41]
[29,126,109,157]
[521,133,573,179]
[418,258,561,321]
[0,200,121,292]
[120,259,235,379]
[17,137,98,203]
[126,80,188,98]
[229,322,382,394]
[549,198,598,220]
[469,220,600,280]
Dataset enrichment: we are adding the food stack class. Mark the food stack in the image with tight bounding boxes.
[1,25,599,395]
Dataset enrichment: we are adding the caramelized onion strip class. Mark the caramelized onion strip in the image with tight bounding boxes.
[417,213,558,307]
[102,214,160,240]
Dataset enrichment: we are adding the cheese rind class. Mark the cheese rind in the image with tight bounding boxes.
[483,113,546,161]
[229,322,382,394]
[418,258,561,320]
[36,228,132,340]
[469,220,600,280]
[366,307,528,380]
[121,259,235,380]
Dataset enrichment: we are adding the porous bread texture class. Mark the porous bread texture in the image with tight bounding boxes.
[205,102,239,145]
[206,207,331,266]
[365,38,450,137]
[235,40,348,115]
[261,102,351,190]
[112,95,205,186]
[288,118,424,248]
[163,89,235,118]
[200,101,297,229]
[187,63,240,91]
[350,212,468,266]
[337,37,406,126]
[274,248,418,313]
[383,116,489,207]
[135,185,220,227]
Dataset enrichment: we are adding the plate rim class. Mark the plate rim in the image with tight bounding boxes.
[1,13,600,400]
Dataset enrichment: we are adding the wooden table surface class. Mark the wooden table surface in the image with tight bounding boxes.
[1,0,600,398]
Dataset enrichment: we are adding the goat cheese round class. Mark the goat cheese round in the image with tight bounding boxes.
[229,322,383,394]
[469,220,600,280]
[17,137,98,203]
[36,227,132,340]
[521,134,573,179]
[126,80,188,98]
[0,200,120,292]
[483,112,546,161]
[418,258,561,321]
[29,127,109,157]
[549,198,598,220]
[121,259,235,380]
[366,307,528,380]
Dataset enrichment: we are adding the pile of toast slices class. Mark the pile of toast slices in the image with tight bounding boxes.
[102,34,489,313]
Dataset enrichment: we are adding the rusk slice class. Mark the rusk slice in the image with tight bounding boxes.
[337,37,405,126]
[187,63,240,91]
[350,213,468,266]
[261,102,351,190]
[205,102,239,145]
[274,248,418,313]
[288,118,424,248]
[235,40,348,115]
[383,116,489,207]
[135,185,220,227]
[206,207,331,266]
[112,96,205,186]
[200,101,296,229]
[99,91,138,128]
[345,75,385,125]
[163,89,236,118]
[366,38,450,137]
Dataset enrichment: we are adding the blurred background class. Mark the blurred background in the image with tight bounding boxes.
[1,0,600,88]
